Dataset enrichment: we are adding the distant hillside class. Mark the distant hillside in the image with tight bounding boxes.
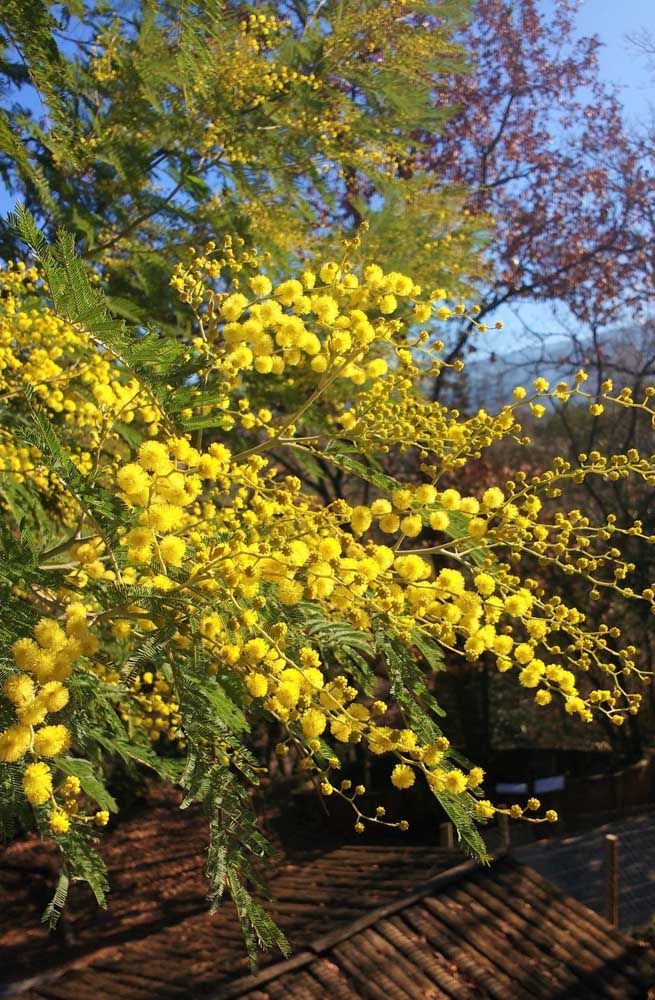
[465,321,655,410]
[465,337,577,409]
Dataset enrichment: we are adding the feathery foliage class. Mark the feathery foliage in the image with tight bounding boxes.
[0,0,486,329]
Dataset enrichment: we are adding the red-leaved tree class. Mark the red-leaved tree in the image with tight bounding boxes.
[422,0,655,371]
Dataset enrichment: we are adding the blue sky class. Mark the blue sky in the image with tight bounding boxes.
[576,0,654,124]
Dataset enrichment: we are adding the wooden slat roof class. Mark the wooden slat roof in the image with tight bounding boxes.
[228,859,655,1000]
[1,802,653,1000]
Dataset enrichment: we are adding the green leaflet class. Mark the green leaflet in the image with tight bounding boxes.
[67,667,183,784]
[0,525,55,650]
[0,472,53,544]
[0,108,55,212]
[121,625,179,683]
[2,0,76,158]
[0,523,38,582]
[437,790,490,862]
[0,763,31,841]
[227,871,291,967]
[203,679,249,736]
[175,745,288,964]
[51,823,109,908]
[205,766,289,965]
[166,629,250,742]
[89,727,184,783]
[298,605,376,692]
[411,628,447,675]
[52,757,118,814]
[376,628,446,736]
[11,207,189,421]
[42,872,70,930]
[375,628,488,861]
[14,394,124,550]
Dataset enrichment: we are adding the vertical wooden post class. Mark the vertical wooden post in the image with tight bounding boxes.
[439,821,454,849]
[498,812,510,851]
[604,834,619,927]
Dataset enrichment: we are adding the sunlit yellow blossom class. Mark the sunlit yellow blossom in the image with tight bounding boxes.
[0,724,31,763]
[49,809,70,835]
[23,762,53,805]
[33,725,71,758]
[391,764,415,789]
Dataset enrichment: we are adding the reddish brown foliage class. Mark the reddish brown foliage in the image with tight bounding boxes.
[424,0,654,336]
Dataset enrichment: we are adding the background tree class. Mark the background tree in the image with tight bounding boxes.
[418,0,655,381]
[0,0,486,330]
[526,322,655,760]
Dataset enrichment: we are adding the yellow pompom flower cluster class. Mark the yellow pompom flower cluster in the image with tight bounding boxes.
[126,669,183,745]
[0,263,155,521]
[161,248,655,798]
[23,762,53,805]
[128,266,655,735]
[0,611,108,835]
[4,238,655,871]
[1,611,91,764]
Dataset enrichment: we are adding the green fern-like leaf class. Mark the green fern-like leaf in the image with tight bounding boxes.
[10,207,187,422]
[42,872,70,930]
[52,757,118,815]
